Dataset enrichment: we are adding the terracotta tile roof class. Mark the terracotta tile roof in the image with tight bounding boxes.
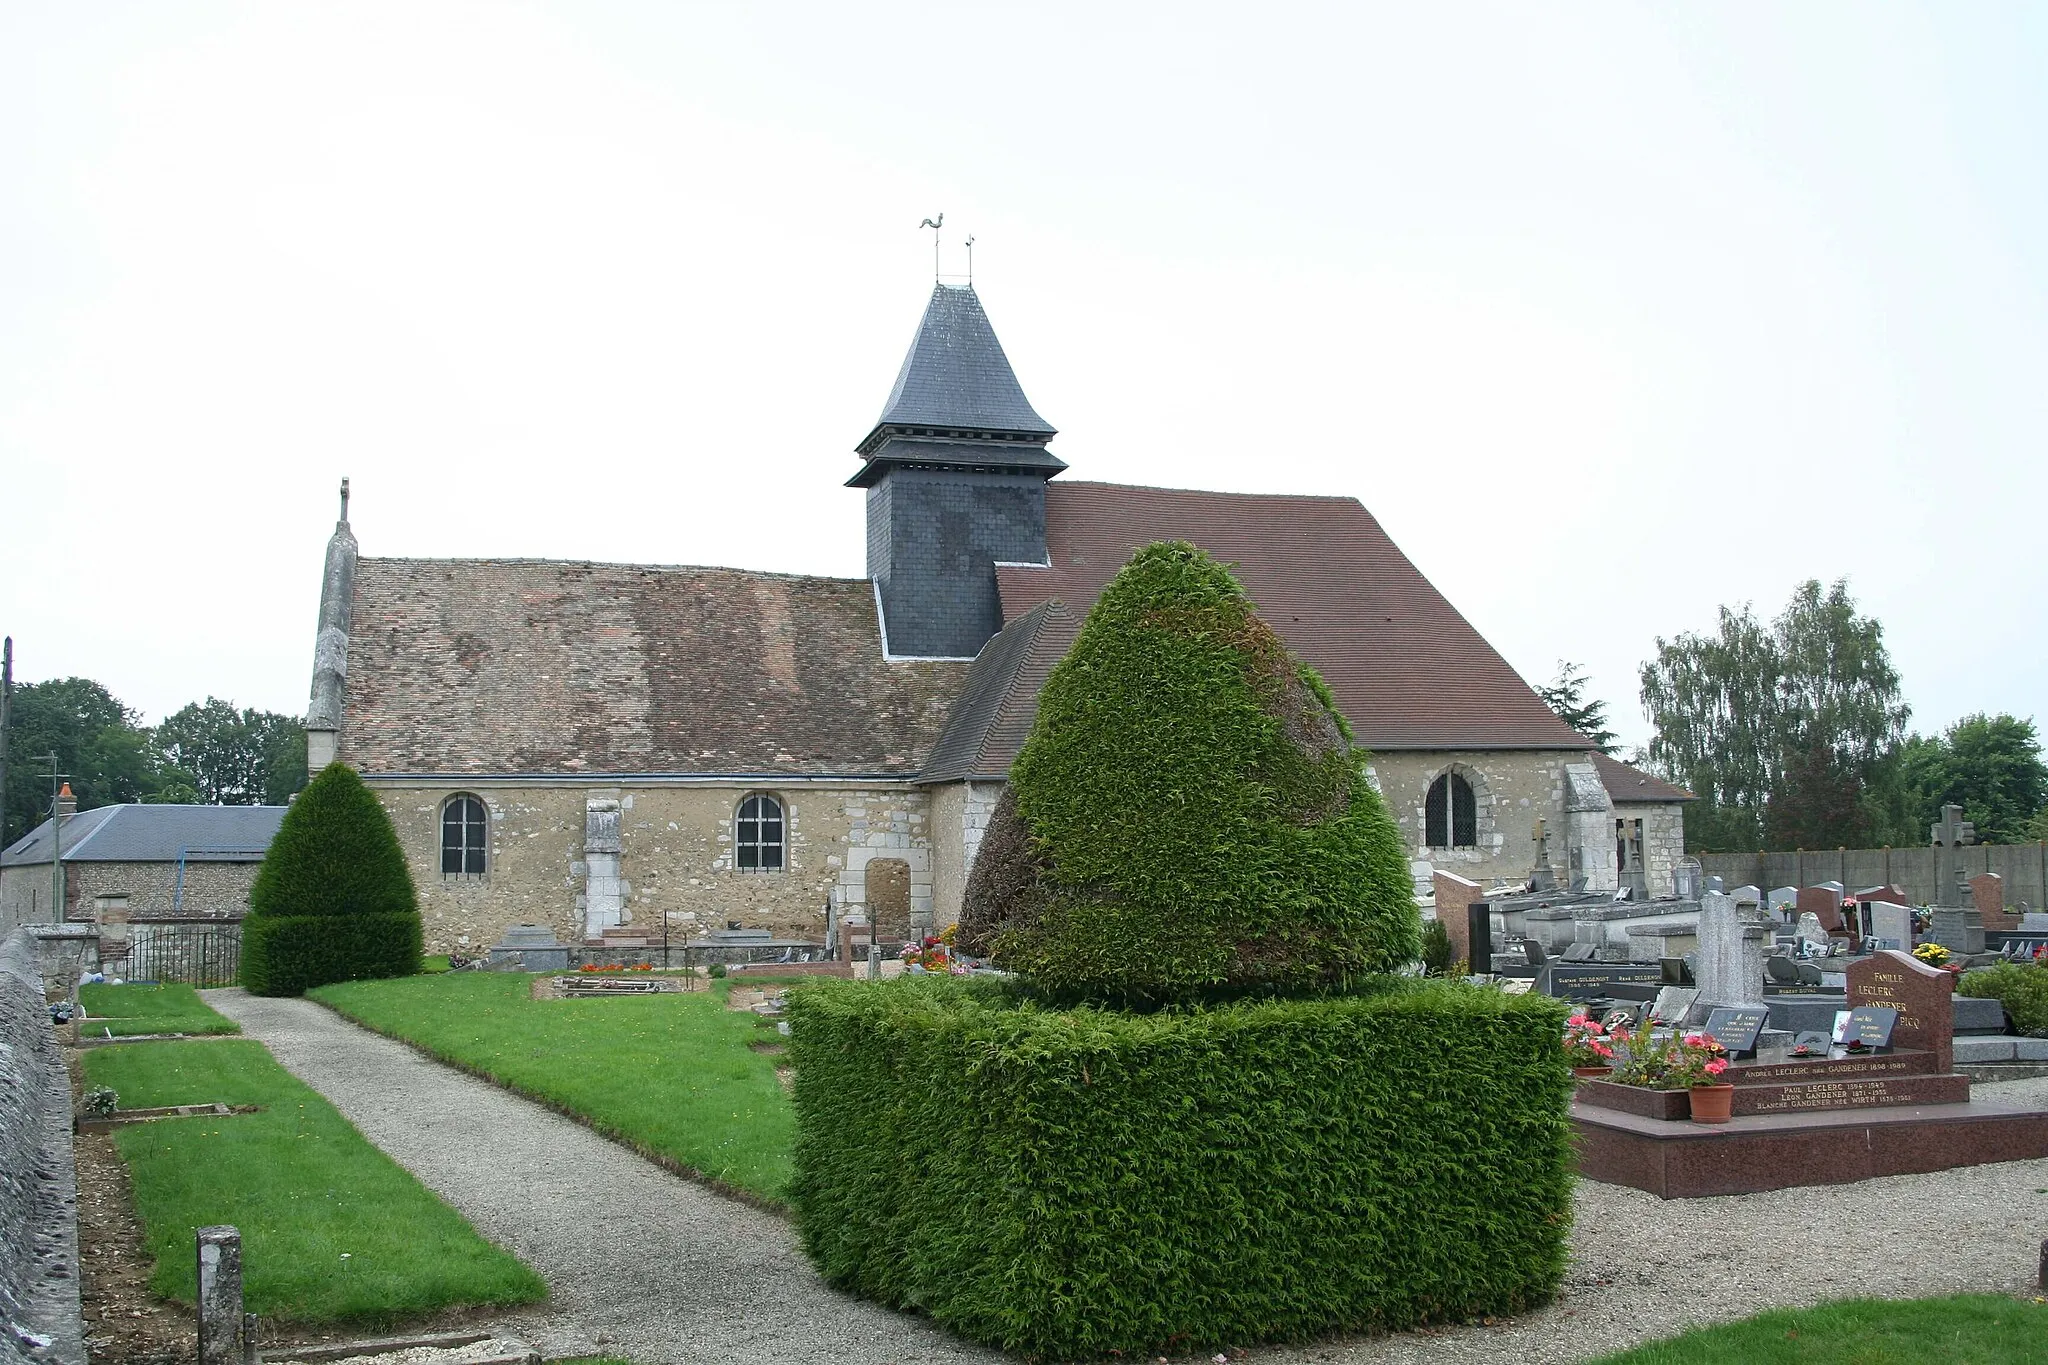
[1593,752,1695,803]
[987,481,1591,757]
[340,559,968,776]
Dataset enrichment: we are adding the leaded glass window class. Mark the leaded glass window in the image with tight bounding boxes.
[441,794,488,875]
[736,794,784,871]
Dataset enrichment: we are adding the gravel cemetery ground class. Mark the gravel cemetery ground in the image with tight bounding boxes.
[175,985,2048,1365]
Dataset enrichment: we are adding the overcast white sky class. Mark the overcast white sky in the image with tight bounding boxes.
[2,3,2043,750]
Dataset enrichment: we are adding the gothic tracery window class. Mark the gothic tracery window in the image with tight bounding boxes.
[1425,772,1477,849]
[441,794,488,875]
[736,794,785,871]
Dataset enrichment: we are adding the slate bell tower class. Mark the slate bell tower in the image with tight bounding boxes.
[850,284,1064,659]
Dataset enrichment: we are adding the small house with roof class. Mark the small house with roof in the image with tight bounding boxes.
[302,282,1688,957]
[0,797,286,963]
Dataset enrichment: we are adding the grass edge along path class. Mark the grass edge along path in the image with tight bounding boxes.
[1588,1293,2048,1364]
[80,982,242,1038]
[81,1039,546,1326]
[309,972,793,1211]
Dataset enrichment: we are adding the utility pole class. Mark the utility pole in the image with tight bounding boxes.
[40,755,65,925]
[0,637,11,847]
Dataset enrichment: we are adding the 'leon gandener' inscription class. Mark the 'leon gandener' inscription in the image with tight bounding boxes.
[1746,1079,1910,1114]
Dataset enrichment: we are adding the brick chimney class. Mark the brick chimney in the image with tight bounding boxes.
[54,782,76,819]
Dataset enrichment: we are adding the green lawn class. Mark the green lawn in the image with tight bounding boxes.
[1590,1294,2048,1364]
[79,983,241,1037]
[311,972,793,1201]
[82,1041,545,1324]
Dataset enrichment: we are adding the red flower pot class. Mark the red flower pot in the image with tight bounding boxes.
[1572,1066,1612,1079]
[1689,1083,1735,1124]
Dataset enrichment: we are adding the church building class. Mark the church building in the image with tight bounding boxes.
[303,282,1687,956]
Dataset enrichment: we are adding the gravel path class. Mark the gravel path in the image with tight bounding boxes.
[203,990,2048,1365]
[203,989,995,1365]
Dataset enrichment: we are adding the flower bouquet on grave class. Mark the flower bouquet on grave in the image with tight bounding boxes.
[1563,1014,1616,1075]
[1914,942,1953,968]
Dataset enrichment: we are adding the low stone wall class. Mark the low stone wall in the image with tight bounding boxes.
[0,930,83,1365]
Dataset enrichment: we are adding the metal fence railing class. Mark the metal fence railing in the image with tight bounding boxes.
[113,921,243,986]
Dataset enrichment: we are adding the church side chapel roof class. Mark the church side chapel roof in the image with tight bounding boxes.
[971,481,1593,762]
[920,600,1079,783]
[1592,751,1695,804]
[340,559,968,776]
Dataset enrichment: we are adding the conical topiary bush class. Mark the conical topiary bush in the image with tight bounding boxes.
[241,761,423,996]
[957,540,1416,1003]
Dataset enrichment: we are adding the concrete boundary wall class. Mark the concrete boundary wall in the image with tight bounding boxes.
[1700,844,2048,909]
[0,930,83,1365]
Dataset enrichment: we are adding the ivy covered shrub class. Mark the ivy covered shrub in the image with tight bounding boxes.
[957,541,1416,1003]
[1961,962,2048,1036]
[241,762,423,996]
[788,975,1573,1360]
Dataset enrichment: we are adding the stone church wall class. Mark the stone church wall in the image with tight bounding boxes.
[926,780,1002,930]
[1367,750,1584,887]
[372,782,934,955]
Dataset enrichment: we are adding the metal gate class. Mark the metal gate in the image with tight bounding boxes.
[117,921,243,986]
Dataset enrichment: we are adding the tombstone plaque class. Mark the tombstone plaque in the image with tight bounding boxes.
[1792,1030,1832,1054]
[1846,950,1955,1073]
[1702,1005,1770,1059]
[1545,963,1663,1001]
[1467,900,1495,977]
[1842,1006,1899,1051]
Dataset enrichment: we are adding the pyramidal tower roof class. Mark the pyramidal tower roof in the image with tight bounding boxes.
[848,283,1064,488]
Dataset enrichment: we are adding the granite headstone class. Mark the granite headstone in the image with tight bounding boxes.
[1973,871,2007,928]
[1845,949,1955,1074]
[1797,884,1846,934]
[1868,900,1914,954]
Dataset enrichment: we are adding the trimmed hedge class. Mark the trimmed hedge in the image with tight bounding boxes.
[959,541,1417,1003]
[787,976,1574,1359]
[242,762,422,996]
[1961,962,2048,1036]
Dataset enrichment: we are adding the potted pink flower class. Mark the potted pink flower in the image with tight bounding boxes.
[1563,1014,1616,1077]
[1671,1032,1735,1123]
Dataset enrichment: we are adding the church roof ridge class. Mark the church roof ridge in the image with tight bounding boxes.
[357,554,871,585]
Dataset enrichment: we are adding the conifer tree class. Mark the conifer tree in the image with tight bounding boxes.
[959,541,1415,1003]
[241,762,422,995]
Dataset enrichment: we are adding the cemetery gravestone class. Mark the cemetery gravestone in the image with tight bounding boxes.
[1702,1005,1770,1059]
[1649,985,1698,1026]
[1869,900,1914,954]
[1768,887,1799,920]
[1846,950,1955,1074]
[1433,871,1484,971]
[1467,901,1494,977]
[1973,872,2008,928]
[1796,912,1830,952]
[1695,891,1766,1008]
[1797,885,1845,934]
[1792,1030,1832,1055]
[1858,884,1910,908]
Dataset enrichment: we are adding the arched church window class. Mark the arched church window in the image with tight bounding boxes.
[441,795,488,875]
[1425,773,1478,849]
[736,794,785,871]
